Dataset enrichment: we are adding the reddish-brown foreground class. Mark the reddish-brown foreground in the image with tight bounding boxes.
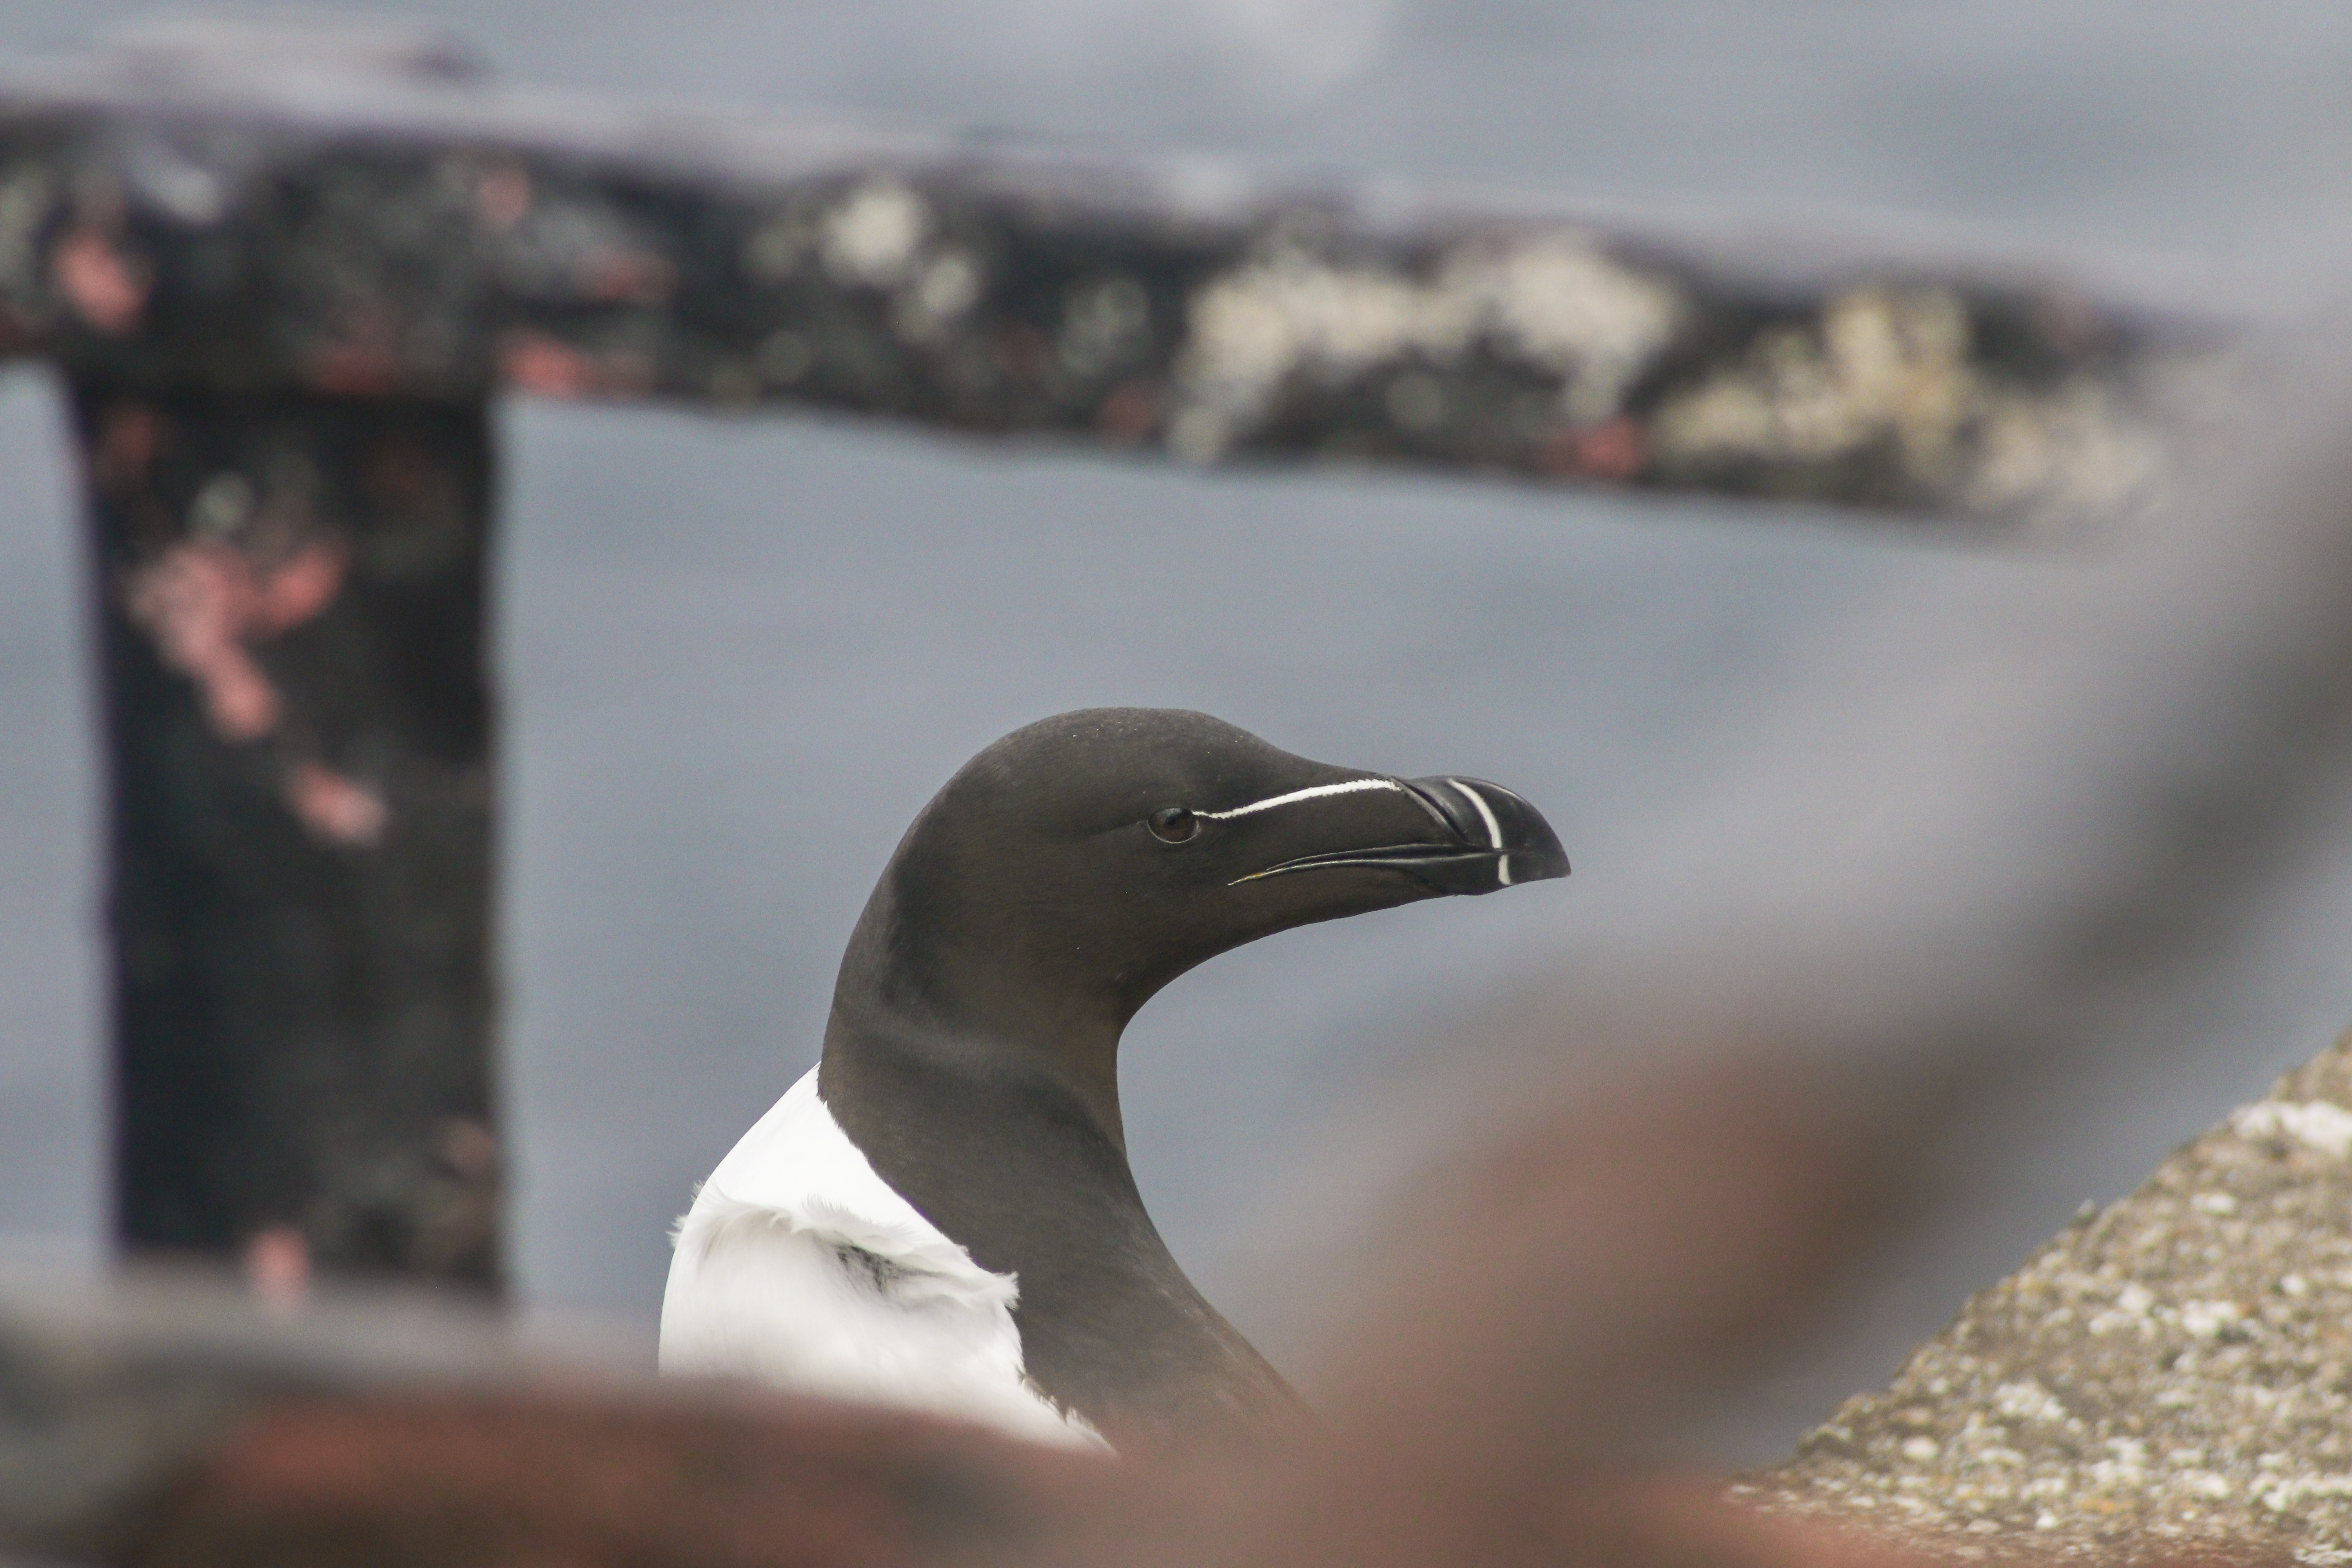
[99,1065,2275,1568]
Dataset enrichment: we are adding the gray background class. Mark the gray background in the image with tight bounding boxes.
[6,0,2352,1459]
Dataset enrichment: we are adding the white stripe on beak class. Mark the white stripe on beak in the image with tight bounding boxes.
[1450,780,1512,886]
[1195,777,1406,821]
[1450,779,1504,847]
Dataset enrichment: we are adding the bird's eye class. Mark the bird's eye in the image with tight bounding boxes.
[1147,806,1200,844]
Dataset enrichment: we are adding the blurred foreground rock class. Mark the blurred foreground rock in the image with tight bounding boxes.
[0,1066,1909,1568]
[1748,1033,2352,1564]
[4,1047,2335,1567]
[0,1267,1116,1566]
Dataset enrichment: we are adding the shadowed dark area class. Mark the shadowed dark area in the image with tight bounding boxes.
[84,388,498,1285]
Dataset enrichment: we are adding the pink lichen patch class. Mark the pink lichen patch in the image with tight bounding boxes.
[251,542,347,634]
[1541,416,1647,481]
[581,248,676,305]
[285,761,389,848]
[126,543,281,740]
[474,163,532,231]
[52,227,149,335]
[497,331,648,397]
[499,332,592,395]
[243,1225,310,1315]
[122,539,350,743]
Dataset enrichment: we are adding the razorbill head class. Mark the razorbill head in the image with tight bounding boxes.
[661,709,1567,1448]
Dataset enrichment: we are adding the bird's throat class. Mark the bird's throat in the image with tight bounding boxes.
[817,1012,1298,1442]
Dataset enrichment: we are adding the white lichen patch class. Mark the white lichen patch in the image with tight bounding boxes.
[913,251,981,322]
[1169,234,1681,459]
[2178,1299,2245,1339]
[1991,1379,2068,1424]
[2262,1476,2352,1513]
[744,181,986,351]
[1652,289,1970,474]
[2235,1100,2352,1159]
[1649,285,2163,521]
[821,180,928,287]
[1437,240,1683,423]
[2087,1279,2159,1337]
[1964,377,2165,519]
[890,246,986,342]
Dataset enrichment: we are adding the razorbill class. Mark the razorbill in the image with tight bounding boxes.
[660,708,1568,1448]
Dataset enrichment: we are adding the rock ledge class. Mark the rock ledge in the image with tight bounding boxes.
[1745,1036,2352,1563]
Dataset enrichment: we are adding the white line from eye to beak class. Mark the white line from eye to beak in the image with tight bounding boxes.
[1195,777,1406,821]
[1450,780,1513,886]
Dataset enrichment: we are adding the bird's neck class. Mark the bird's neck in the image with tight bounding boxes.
[826,856,1149,1149]
[837,932,1134,1150]
[818,985,1301,1444]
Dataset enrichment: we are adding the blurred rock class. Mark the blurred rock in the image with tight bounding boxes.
[1751,1031,2352,1562]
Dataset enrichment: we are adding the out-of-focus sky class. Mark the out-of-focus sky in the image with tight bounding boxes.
[5,0,2352,1459]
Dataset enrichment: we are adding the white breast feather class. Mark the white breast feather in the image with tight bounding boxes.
[660,1066,1102,1448]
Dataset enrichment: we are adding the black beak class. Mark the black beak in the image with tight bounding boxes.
[1400,776,1570,892]
[1233,775,1569,897]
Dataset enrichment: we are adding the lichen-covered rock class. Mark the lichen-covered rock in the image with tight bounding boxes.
[0,30,2226,526]
[1744,1035,2352,1564]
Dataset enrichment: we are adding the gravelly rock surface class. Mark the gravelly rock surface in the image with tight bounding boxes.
[1742,1035,2352,1563]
